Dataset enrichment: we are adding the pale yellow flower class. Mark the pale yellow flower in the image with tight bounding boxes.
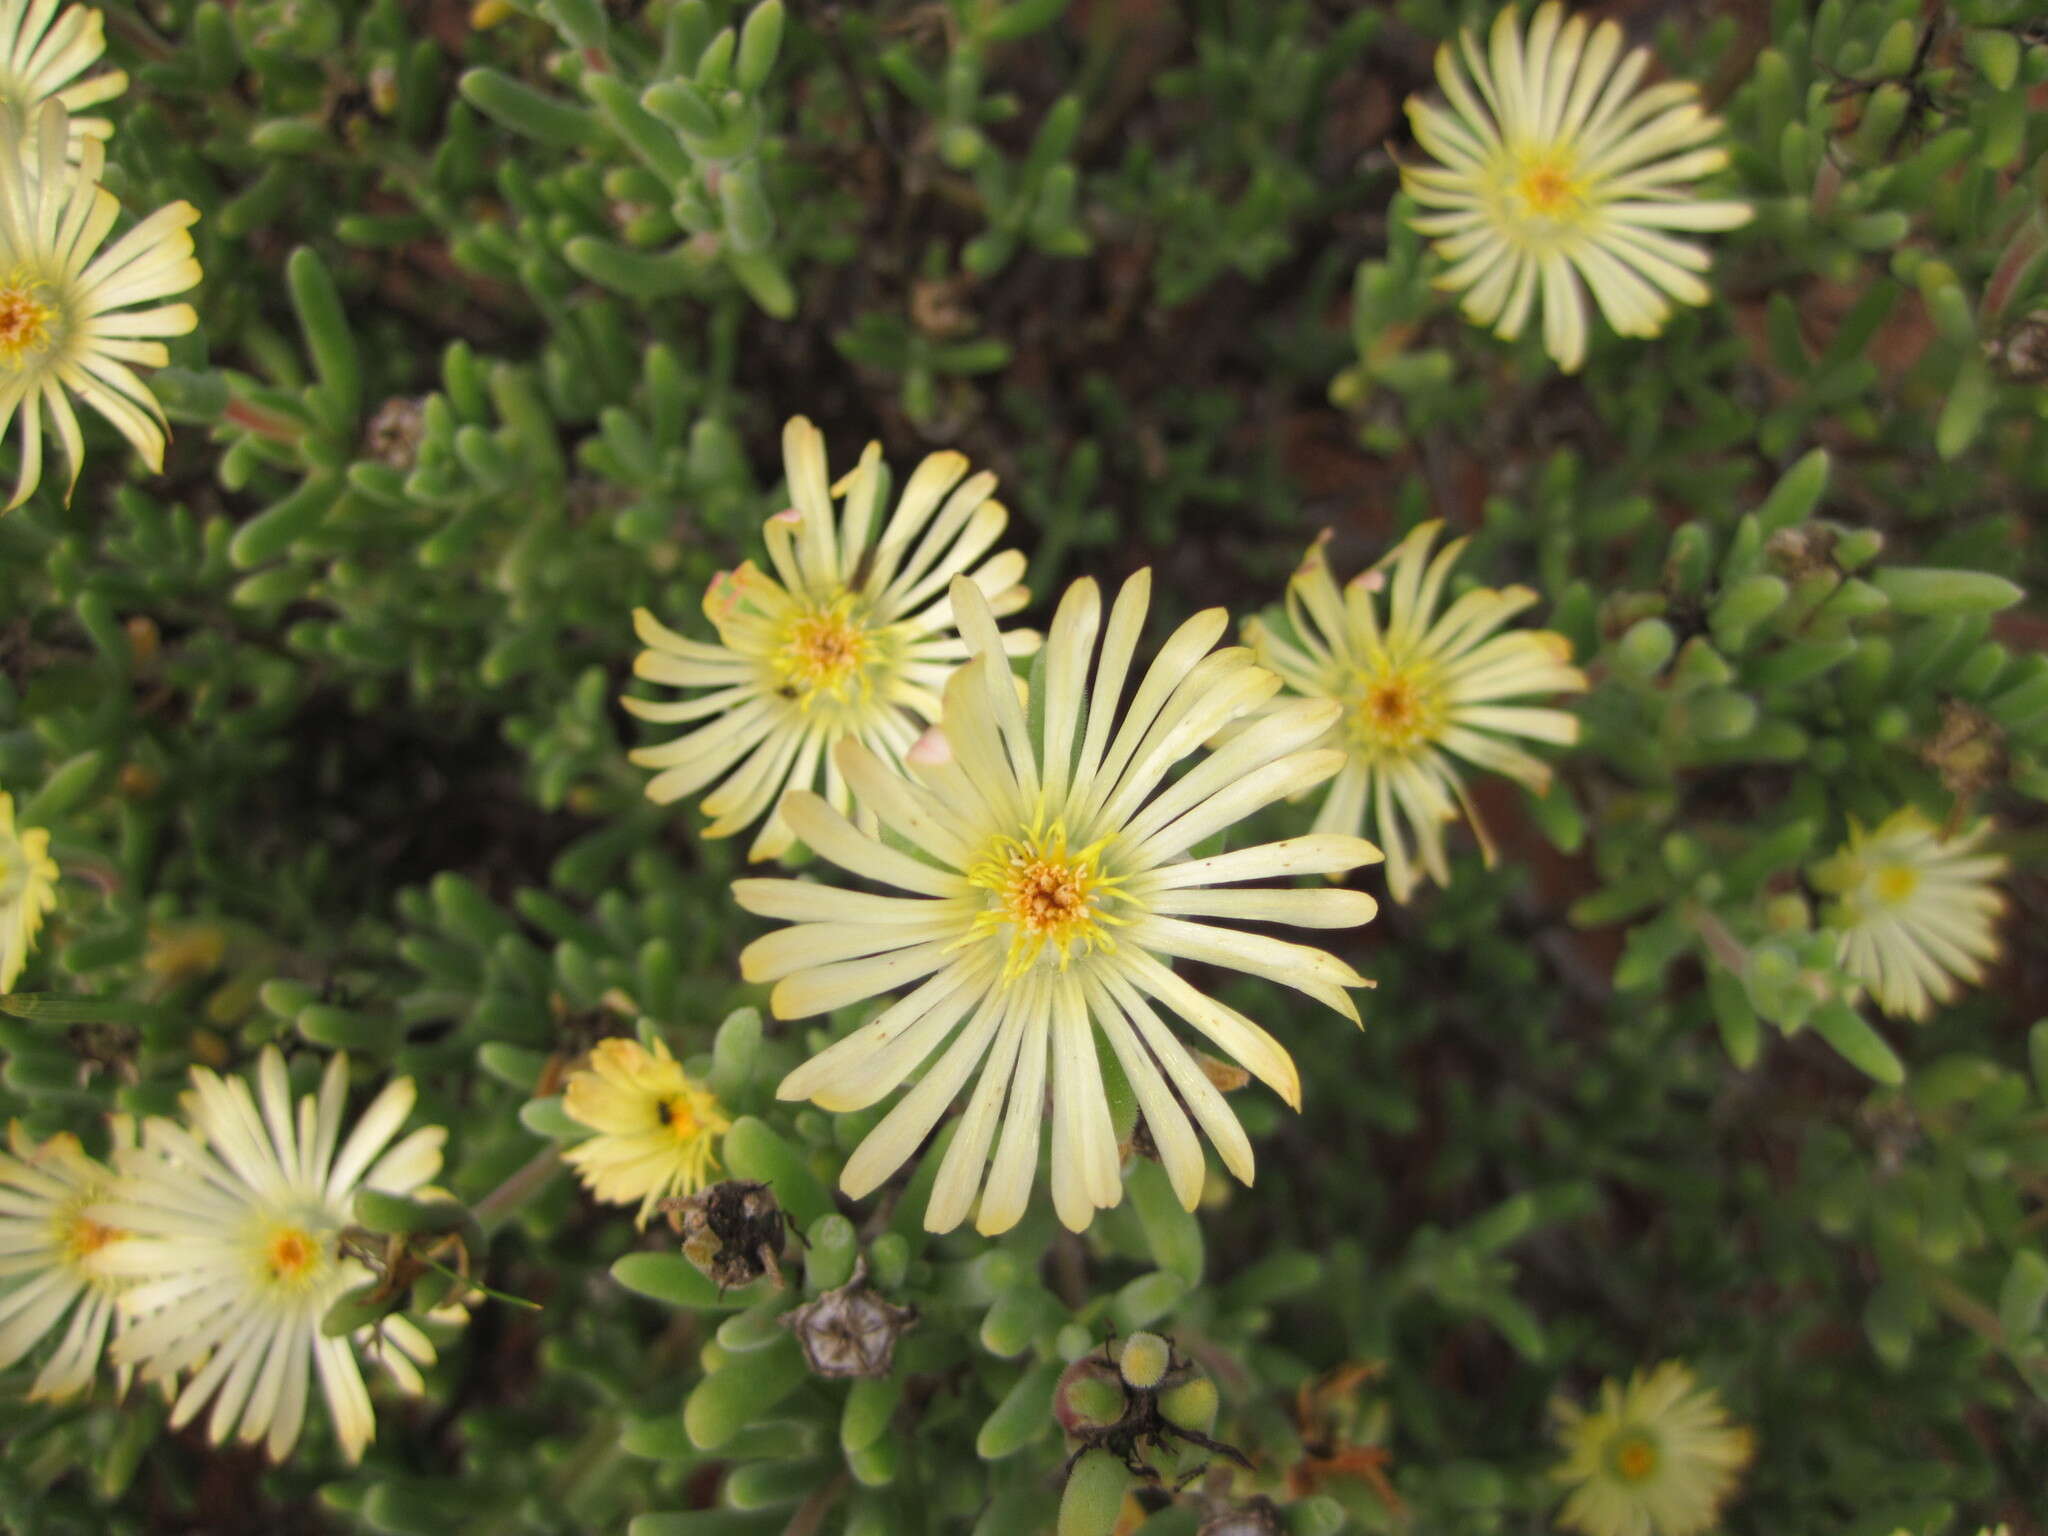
[0,103,201,509]
[561,1035,731,1227]
[1400,2,1751,371]
[0,1116,132,1399]
[736,572,1381,1236]
[626,415,1039,861]
[1811,808,2005,1022]
[0,0,126,148]
[1245,522,1585,902]
[1553,1361,1753,1536]
[98,1050,449,1463]
[0,787,57,990]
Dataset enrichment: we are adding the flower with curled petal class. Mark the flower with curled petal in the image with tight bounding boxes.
[626,415,1040,861]
[1400,2,1751,371]
[97,1049,452,1463]
[735,571,1381,1236]
[1245,522,1585,902]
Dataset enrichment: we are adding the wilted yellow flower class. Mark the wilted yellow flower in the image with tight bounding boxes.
[0,1116,131,1399]
[0,788,57,990]
[1245,522,1585,902]
[561,1036,731,1226]
[1399,2,1752,371]
[1811,807,2006,1022]
[1553,1361,1753,1536]
[0,103,201,509]
[737,571,1381,1236]
[0,0,127,148]
[625,415,1039,861]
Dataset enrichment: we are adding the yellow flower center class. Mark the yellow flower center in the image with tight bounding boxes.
[1519,165,1575,213]
[1349,662,1443,757]
[0,279,55,367]
[773,598,873,708]
[262,1225,325,1288]
[1873,864,1920,905]
[966,821,1128,981]
[1609,1432,1658,1483]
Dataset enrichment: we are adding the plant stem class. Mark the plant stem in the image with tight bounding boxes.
[473,1147,564,1236]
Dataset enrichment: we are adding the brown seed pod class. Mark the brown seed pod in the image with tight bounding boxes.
[779,1256,917,1379]
[1196,1497,1286,1536]
[659,1179,789,1292]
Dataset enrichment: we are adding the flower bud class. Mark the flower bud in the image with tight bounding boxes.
[1117,1331,1170,1391]
[1157,1375,1218,1435]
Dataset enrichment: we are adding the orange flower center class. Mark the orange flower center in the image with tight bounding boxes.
[63,1213,122,1263]
[659,1095,702,1141]
[0,282,54,365]
[1610,1433,1658,1483]
[1350,665,1441,756]
[1517,165,1574,214]
[967,823,1128,980]
[264,1226,322,1283]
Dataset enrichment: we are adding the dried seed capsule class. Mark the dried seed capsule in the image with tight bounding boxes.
[779,1256,917,1378]
[661,1179,790,1292]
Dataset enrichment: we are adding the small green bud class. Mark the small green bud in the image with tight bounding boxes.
[1670,637,1735,692]
[735,0,784,92]
[1710,574,1789,648]
[1685,687,1758,743]
[1810,1001,1906,1085]
[321,1281,395,1339]
[1614,617,1676,677]
[1156,1375,1218,1435]
[1998,1250,2048,1340]
[1065,1374,1123,1428]
[1763,893,1811,933]
[1872,567,2023,616]
[1058,1451,1131,1536]
[1117,1332,1170,1391]
[1967,29,2022,92]
[1831,527,1884,570]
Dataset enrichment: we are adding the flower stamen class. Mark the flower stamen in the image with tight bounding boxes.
[966,819,1128,981]
[772,598,875,708]
[1349,663,1444,758]
[1513,159,1582,220]
[0,281,53,365]
[261,1224,325,1289]
[61,1211,121,1264]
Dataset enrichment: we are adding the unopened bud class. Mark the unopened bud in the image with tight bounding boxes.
[1157,1375,1218,1434]
[1117,1331,1170,1391]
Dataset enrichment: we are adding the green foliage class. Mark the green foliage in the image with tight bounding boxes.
[3,0,2047,1533]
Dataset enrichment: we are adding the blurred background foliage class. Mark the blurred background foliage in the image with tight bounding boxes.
[3,0,2048,1531]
